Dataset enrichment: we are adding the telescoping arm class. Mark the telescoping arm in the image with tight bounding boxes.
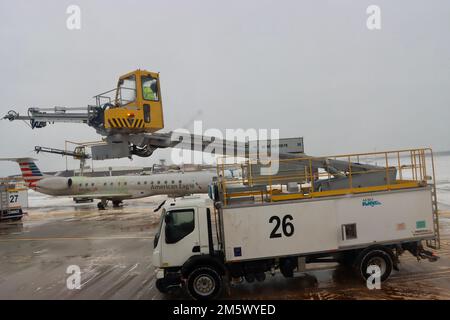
[3,107,102,130]
[34,146,91,160]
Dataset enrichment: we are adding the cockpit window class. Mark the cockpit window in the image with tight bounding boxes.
[142,75,159,101]
[118,75,136,105]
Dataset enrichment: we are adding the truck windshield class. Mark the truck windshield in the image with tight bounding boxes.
[165,209,195,244]
[153,209,166,248]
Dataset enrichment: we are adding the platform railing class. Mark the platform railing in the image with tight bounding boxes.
[94,87,136,108]
[217,148,437,207]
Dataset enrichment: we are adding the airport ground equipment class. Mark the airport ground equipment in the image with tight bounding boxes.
[35,145,91,160]
[152,148,440,299]
[35,145,91,177]
[3,70,306,160]
[0,183,24,221]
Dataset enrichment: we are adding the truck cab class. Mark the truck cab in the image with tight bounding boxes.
[152,196,223,299]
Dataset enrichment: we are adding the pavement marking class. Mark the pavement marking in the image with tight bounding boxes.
[0,236,154,242]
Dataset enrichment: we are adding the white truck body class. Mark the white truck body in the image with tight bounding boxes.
[221,187,434,262]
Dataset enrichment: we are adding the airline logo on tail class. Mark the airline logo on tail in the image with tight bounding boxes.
[18,159,44,188]
[0,158,44,188]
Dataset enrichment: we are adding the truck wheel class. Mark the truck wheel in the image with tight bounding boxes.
[358,249,393,282]
[155,279,169,294]
[187,266,222,300]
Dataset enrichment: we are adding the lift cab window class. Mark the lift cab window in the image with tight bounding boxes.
[142,75,159,101]
[117,75,136,106]
[164,209,195,244]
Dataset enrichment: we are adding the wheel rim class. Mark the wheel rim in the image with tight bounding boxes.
[367,256,387,276]
[193,274,215,296]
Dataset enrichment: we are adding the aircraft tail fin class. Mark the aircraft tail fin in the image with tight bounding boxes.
[0,157,44,188]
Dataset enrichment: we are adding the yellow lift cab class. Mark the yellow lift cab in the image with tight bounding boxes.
[103,69,164,133]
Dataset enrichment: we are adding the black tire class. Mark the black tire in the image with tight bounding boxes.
[358,249,393,282]
[97,202,105,210]
[186,266,222,300]
[155,279,169,294]
[112,200,122,208]
[340,252,357,268]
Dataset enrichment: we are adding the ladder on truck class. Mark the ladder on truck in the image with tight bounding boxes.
[427,152,440,249]
[0,185,8,213]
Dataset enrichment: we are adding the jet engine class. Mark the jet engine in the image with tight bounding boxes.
[36,177,73,195]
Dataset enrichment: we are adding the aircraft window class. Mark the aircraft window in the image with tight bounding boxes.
[124,182,127,186]
[179,180,182,184]
[157,181,160,185]
[104,182,107,186]
[118,182,121,186]
[144,181,147,185]
[110,182,113,186]
[79,184,82,187]
[164,181,168,184]
[91,183,94,186]
[171,180,175,184]
[142,75,159,101]
[85,183,88,187]
[137,181,141,185]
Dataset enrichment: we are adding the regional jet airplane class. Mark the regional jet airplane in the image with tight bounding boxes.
[2,158,216,209]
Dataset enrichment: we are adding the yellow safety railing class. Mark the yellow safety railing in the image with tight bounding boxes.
[216,148,437,206]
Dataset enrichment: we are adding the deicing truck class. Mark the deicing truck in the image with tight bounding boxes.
[152,148,440,299]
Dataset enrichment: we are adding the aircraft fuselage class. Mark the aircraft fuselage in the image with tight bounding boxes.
[35,170,216,201]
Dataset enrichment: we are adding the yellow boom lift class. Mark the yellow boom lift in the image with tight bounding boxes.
[3,69,304,160]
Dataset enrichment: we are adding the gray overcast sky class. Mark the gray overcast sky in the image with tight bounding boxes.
[0,0,449,176]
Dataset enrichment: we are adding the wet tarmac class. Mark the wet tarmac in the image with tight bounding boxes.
[0,197,449,300]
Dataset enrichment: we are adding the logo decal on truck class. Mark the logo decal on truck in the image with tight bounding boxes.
[416,220,426,229]
[362,198,381,207]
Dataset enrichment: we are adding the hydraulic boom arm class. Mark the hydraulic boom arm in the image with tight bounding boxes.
[34,146,91,160]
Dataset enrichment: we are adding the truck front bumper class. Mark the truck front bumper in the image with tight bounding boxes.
[155,268,165,279]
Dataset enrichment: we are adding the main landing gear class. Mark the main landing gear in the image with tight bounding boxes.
[97,199,108,210]
[112,200,123,208]
[97,199,123,210]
